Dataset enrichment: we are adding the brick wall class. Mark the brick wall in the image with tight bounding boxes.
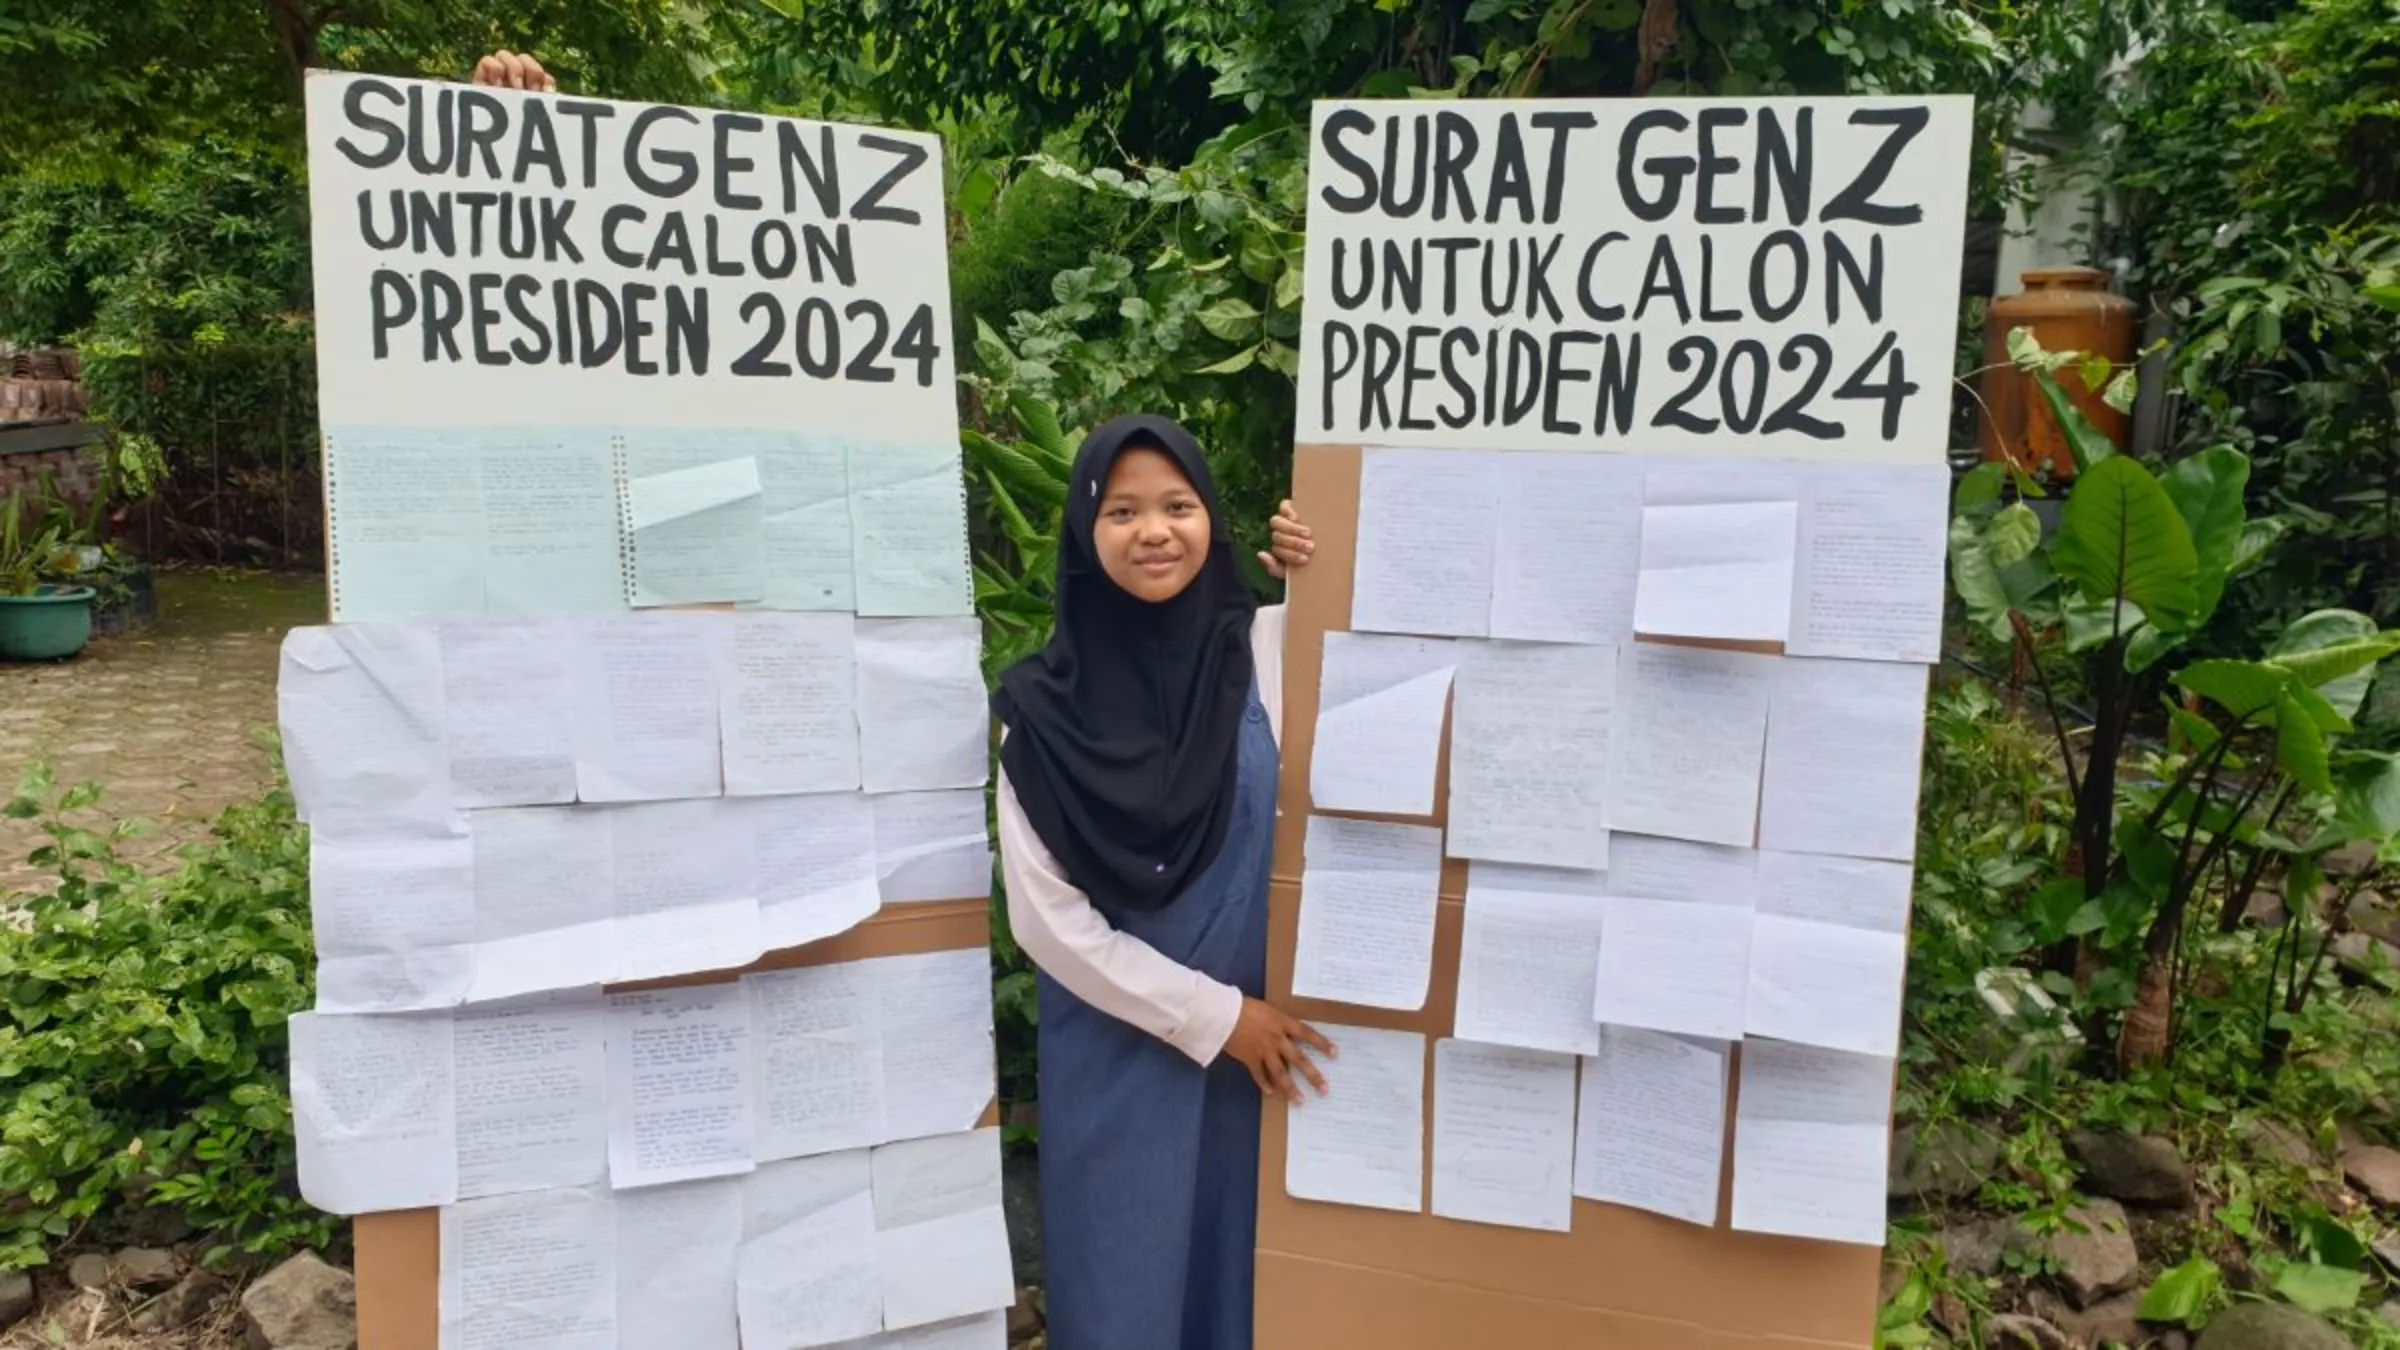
[0,446,99,512]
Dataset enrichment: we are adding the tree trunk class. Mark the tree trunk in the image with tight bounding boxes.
[263,0,324,91]
[2117,948,2175,1070]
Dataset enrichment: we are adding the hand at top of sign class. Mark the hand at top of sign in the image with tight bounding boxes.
[472,50,556,91]
[1259,500,1314,581]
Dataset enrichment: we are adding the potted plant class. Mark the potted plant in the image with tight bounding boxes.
[0,489,96,660]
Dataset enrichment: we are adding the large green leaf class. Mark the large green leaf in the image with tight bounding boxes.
[2063,592,2144,651]
[2055,455,2200,631]
[2126,625,2189,674]
[1988,502,2042,565]
[1953,462,2005,515]
[2330,751,2400,844]
[2175,659,2289,722]
[2159,447,2249,621]
[2270,1261,2362,1314]
[2265,623,2400,718]
[1948,515,2012,642]
[2277,687,2333,793]
[2036,372,2118,472]
[2137,1255,2220,1328]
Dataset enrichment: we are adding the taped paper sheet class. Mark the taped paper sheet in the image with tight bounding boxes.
[715,612,862,796]
[307,812,475,1014]
[439,1184,616,1350]
[323,429,485,622]
[1759,656,1930,862]
[626,454,767,607]
[605,984,756,1189]
[755,436,857,611]
[615,1176,742,1350]
[871,1129,1016,1332]
[1592,896,1754,1041]
[608,799,763,983]
[1309,631,1457,817]
[467,806,617,1003]
[1489,452,1647,646]
[856,617,990,793]
[873,790,992,904]
[849,442,973,618]
[1788,462,1950,663]
[1291,816,1445,1010]
[741,791,881,951]
[1352,449,1501,638]
[437,617,580,808]
[1606,642,1773,848]
[454,991,610,1200]
[573,613,725,803]
[277,624,449,823]
[290,1010,457,1215]
[1745,852,1915,1057]
[1732,1040,1894,1247]
[1445,640,1613,871]
[475,431,624,615]
[1430,1039,1577,1232]
[1284,1025,1425,1214]
[1573,1027,1727,1227]
[1454,863,1608,1057]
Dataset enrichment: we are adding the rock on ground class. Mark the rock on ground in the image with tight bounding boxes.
[2068,1129,2194,1207]
[132,1268,227,1333]
[240,1251,356,1350]
[109,1245,182,1291]
[2026,1287,2144,1348]
[2341,1145,2400,1207]
[2192,1301,2351,1350]
[65,1253,110,1292]
[2330,931,2400,980]
[2048,1198,2142,1309]
[2349,891,2400,947]
[1938,1216,2038,1278]
[1889,1121,2003,1204]
[0,1270,32,1327]
[2246,1119,2320,1169]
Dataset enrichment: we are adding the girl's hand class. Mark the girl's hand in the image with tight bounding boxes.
[473,50,557,91]
[1224,997,1335,1102]
[1259,500,1314,580]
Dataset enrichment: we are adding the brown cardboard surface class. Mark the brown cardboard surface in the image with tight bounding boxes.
[353,897,996,1350]
[1256,444,1879,1350]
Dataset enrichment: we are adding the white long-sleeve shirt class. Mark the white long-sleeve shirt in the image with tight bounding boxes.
[995,605,1286,1068]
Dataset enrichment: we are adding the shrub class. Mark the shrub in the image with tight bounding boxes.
[0,766,324,1271]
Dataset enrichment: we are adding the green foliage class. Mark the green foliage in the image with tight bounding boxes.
[2137,1254,2223,1328]
[0,765,322,1272]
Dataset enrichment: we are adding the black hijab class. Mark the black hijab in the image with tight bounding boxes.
[993,414,1259,916]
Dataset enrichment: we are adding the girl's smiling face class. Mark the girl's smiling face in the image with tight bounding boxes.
[1095,444,1212,603]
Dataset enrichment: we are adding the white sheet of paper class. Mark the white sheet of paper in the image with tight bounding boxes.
[1745,916,1907,1057]
[467,806,617,1002]
[277,624,449,823]
[438,618,580,807]
[291,1010,457,1215]
[308,813,475,1014]
[1455,863,1608,1057]
[628,455,768,607]
[475,433,625,616]
[324,430,485,622]
[1606,643,1772,848]
[1759,657,1928,862]
[850,441,973,618]
[1605,834,1759,907]
[1755,851,1913,932]
[1352,449,1502,637]
[1789,462,1950,663]
[1633,500,1799,643]
[749,963,886,1161]
[872,1129,1014,1331]
[610,799,763,982]
[606,984,756,1188]
[573,613,725,802]
[716,612,861,796]
[1284,1024,1424,1214]
[438,1184,616,1350]
[745,1149,873,1237]
[1445,641,1613,871]
[877,949,998,1144]
[742,792,882,951]
[1731,1040,1893,1246]
[1592,896,1754,1040]
[615,1176,742,1350]
[1573,1027,1726,1226]
[1430,1040,1577,1232]
[756,437,856,611]
[1292,816,1445,1010]
[1310,632,1457,816]
[1490,452,1647,646]
[740,1188,884,1349]
[833,1313,1009,1350]
[454,991,610,1199]
[856,617,989,793]
[873,790,992,903]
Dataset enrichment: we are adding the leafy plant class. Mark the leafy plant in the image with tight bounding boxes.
[2138,1253,2224,1328]
[0,766,323,1271]
[0,489,86,598]
[1948,332,2400,1072]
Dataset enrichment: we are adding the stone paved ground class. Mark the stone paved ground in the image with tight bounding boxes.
[1,570,324,896]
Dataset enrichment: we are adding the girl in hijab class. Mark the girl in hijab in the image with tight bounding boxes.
[995,415,1332,1350]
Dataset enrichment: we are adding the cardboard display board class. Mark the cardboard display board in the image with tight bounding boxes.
[1258,96,1973,1350]
[296,71,1003,1350]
